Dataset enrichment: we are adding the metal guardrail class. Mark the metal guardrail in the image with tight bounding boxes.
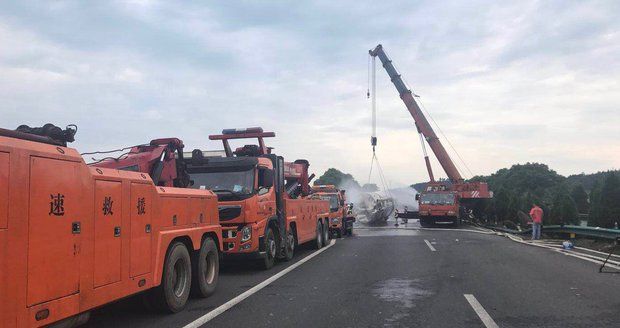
[484,224,620,240]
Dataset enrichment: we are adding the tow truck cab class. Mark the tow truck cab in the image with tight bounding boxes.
[185,127,331,269]
[184,154,282,256]
[417,182,461,227]
[310,185,355,237]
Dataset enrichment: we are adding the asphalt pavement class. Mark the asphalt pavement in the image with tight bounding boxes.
[86,220,620,328]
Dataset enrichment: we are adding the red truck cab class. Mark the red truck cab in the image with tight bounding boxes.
[310,185,355,237]
[417,183,461,227]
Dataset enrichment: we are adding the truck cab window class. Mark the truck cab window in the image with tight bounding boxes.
[257,167,274,195]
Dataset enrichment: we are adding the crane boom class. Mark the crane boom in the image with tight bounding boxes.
[369,44,463,183]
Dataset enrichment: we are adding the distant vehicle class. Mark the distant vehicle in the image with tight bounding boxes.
[310,185,356,237]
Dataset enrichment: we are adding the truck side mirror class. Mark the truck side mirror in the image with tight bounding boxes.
[258,168,274,189]
[415,194,420,201]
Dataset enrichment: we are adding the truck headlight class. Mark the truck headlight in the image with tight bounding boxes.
[331,218,340,224]
[447,211,456,215]
[241,226,252,242]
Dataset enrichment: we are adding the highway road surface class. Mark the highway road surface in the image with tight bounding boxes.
[86,221,620,328]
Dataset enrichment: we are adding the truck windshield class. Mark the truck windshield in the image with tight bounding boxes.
[420,193,455,205]
[312,194,339,212]
[189,169,255,197]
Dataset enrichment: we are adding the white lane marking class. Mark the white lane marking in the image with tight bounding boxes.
[464,294,499,328]
[183,239,336,328]
[424,239,436,251]
[574,246,620,260]
[503,233,620,270]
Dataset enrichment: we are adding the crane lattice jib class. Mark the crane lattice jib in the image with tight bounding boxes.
[369,44,463,183]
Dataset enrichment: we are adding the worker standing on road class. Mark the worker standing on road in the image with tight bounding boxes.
[529,203,544,240]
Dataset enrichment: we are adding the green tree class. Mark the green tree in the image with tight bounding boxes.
[547,186,578,225]
[493,188,517,222]
[588,180,603,227]
[470,163,570,224]
[314,168,360,189]
[590,173,620,228]
[570,184,589,214]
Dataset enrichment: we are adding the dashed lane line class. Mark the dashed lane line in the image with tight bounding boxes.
[464,294,499,328]
[424,239,437,251]
[183,239,336,328]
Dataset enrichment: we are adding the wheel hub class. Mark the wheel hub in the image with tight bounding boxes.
[173,259,188,297]
[205,252,216,284]
[268,239,276,258]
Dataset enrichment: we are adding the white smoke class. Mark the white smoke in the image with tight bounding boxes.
[385,186,418,212]
[338,178,363,206]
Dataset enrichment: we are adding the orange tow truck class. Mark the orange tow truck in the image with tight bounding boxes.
[94,127,331,270]
[310,185,355,237]
[0,125,222,327]
[187,128,331,269]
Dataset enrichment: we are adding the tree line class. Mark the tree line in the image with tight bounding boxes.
[313,168,378,191]
[469,163,620,228]
[315,164,620,228]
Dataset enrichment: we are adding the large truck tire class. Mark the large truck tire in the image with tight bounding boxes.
[260,227,277,270]
[191,237,219,298]
[314,220,323,249]
[151,242,192,313]
[48,312,91,328]
[419,218,431,228]
[281,229,295,261]
[322,219,330,247]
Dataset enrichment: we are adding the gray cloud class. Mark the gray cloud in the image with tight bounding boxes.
[1,0,618,188]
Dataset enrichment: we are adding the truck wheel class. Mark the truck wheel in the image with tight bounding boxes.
[152,242,192,313]
[346,222,353,236]
[282,229,295,261]
[191,237,219,298]
[47,312,90,328]
[314,221,323,249]
[420,219,430,228]
[261,227,276,270]
[322,219,330,247]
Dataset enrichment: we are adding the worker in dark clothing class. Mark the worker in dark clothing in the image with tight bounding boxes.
[529,203,544,240]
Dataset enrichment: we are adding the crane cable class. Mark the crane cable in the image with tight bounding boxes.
[367,151,394,201]
[366,53,395,204]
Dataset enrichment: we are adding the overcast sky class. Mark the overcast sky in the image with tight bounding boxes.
[1,0,619,188]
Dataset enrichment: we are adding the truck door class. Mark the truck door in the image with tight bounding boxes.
[93,180,123,287]
[130,183,152,277]
[27,157,83,306]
